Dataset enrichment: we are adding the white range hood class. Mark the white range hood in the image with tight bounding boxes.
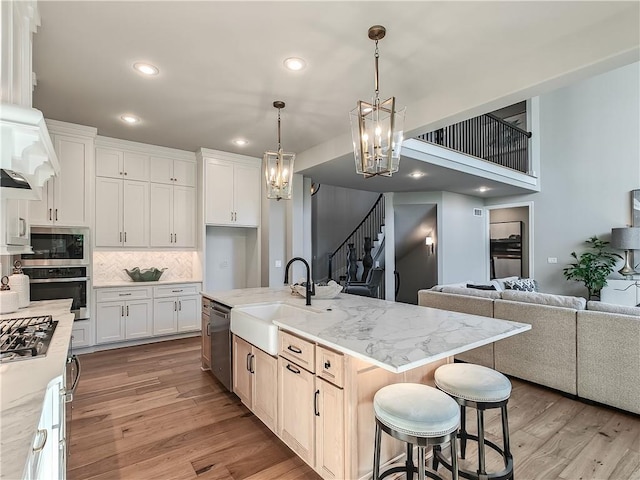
[0,103,60,200]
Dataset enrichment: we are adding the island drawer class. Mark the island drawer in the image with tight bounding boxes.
[96,286,152,302]
[316,345,344,388]
[279,331,315,373]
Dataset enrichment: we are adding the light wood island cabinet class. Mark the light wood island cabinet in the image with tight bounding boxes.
[232,335,278,432]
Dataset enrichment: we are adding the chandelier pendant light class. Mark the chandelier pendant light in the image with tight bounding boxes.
[350,25,406,178]
[264,101,295,200]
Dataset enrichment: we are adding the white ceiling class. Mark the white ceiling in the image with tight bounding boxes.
[32,1,640,193]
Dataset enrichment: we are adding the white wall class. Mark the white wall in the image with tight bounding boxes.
[486,62,640,295]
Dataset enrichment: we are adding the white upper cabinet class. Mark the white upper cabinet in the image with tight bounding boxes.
[201,151,261,227]
[96,148,149,181]
[149,183,195,247]
[30,127,95,227]
[94,137,196,249]
[95,177,148,247]
[150,156,196,187]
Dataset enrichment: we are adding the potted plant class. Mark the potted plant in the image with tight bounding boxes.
[563,236,622,300]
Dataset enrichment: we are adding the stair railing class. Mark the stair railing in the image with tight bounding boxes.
[328,194,385,282]
[415,113,532,173]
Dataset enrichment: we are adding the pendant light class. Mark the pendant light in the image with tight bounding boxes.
[264,101,295,200]
[350,25,406,178]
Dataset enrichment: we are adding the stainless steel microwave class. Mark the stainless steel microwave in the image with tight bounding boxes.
[21,227,90,266]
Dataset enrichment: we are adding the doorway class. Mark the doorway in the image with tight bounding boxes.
[487,203,532,279]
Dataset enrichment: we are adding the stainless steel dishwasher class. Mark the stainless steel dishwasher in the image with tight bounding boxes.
[209,300,232,391]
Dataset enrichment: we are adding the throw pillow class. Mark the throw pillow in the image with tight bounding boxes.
[504,278,539,292]
[466,283,497,291]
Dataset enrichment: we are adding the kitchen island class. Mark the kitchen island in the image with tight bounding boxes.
[202,287,530,479]
[0,300,75,480]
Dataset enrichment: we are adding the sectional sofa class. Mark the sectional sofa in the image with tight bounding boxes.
[418,285,640,415]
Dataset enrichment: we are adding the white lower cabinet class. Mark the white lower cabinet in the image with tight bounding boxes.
[232,335,278,432]
[25,376,64,480]
[153,284,200,335]
[95,284,201,344]
[95,286,153,344]
[71,320,92,348]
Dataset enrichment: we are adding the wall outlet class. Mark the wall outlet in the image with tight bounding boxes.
[275,260,282,268]
[547,257,558,264]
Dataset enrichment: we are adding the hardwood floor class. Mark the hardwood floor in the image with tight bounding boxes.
[68,337,640,480]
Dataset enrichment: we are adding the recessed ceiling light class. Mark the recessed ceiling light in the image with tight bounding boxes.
[121,114,140,124]
[133,62,159,76]
[478,186,489,193]
[233,139,248,146]
[409,172,425,178]
[283,57,306,71]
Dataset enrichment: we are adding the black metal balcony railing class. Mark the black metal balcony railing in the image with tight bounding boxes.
[416,113,532,174]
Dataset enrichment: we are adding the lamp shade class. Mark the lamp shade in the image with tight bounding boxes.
[611,227,640,250]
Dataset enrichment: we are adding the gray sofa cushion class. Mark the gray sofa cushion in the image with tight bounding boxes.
[441,286,502,299]
[586,301,640,317]
[501,290,586,310]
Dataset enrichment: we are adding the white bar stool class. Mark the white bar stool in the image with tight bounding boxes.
[433,363,514,480]
[373,383,460,480]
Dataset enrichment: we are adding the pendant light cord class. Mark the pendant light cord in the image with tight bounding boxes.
[277,107,282,152]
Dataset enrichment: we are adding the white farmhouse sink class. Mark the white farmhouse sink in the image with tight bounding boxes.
[230,303,314,355]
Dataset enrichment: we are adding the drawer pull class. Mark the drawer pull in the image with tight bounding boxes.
[33,428,48,452]
[324,360,331,369]
[287,345,302,354]
[286,364,300,375]
[119,293,132,296]
[172,289,183,293]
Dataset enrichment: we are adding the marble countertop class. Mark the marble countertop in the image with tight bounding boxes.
[0,300,75,480]
[93,278,202,288]
[203,287,531,373]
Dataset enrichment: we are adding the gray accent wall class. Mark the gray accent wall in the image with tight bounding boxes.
[487,62,640,296]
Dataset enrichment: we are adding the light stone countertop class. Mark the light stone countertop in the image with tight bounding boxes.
[202,287,531,373]
[0,300,75,480]
[93,278,203,288]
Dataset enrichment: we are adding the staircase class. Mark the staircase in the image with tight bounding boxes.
[327,194,385,285]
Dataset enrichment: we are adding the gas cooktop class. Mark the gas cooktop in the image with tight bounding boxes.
[0,315,57,362]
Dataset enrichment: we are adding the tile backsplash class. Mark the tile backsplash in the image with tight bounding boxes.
[93,251,200,283]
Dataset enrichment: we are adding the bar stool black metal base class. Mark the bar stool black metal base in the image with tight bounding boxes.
[374,419,459,480]
[433,399,513,480]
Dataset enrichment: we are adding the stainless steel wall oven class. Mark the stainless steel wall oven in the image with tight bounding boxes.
[20,228,90,321]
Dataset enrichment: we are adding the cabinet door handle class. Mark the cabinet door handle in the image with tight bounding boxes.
[55,209,58,221]
[178,300,182,311]
[234,212,237,221]
[119,171,123,175]
[287,345,302,354]
[174,301,177,312]
[32,428,48,452]
[126,305,129,316]
[121,305,125,317]
[249,354,255,374]
[49,208,52,221]
[124,172,128,176]
[120,232,123,243]
[286,363,300,375]
[174,232,177,243]
[246,353,252,372]
[206,323,210,336]
[124,232,127,242]
[230,211,234,221]
[314,389,320,416]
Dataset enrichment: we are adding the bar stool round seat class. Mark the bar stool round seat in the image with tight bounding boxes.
[373,383,460,480]
[433,364,514,480]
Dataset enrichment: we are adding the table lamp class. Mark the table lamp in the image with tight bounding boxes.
[611,227,640,276]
